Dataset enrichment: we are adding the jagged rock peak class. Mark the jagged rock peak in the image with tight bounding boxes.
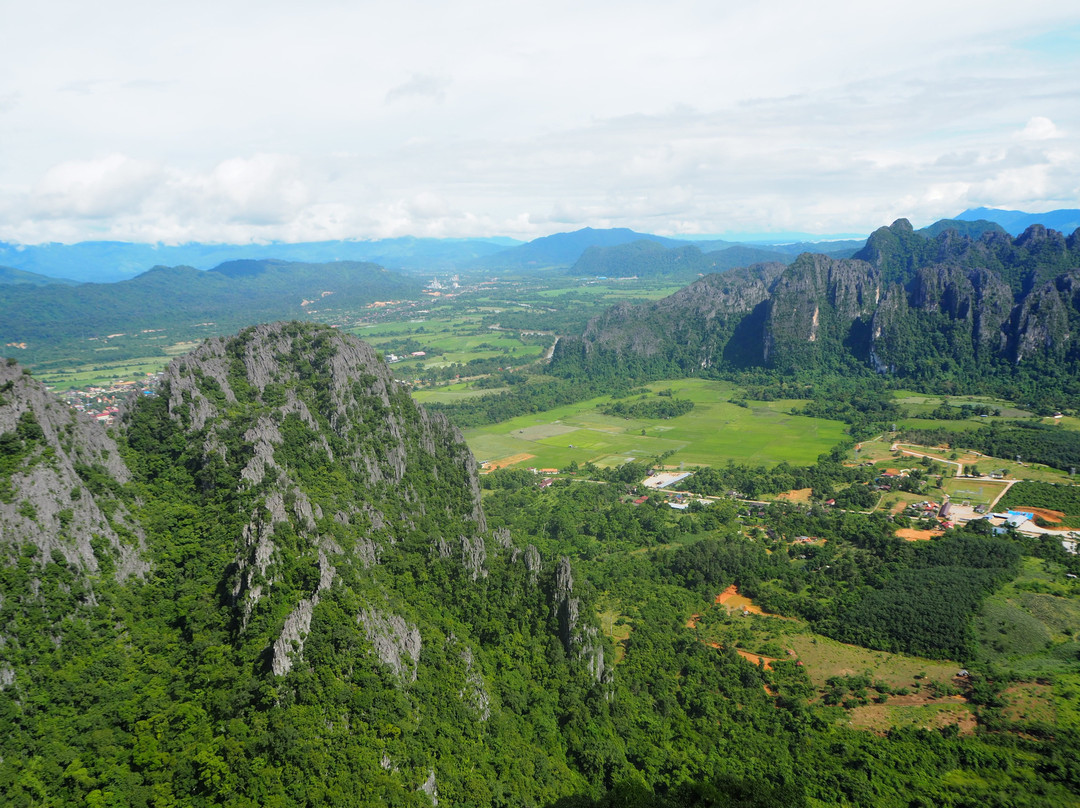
[141,322,489,667]
[550,556,610,685]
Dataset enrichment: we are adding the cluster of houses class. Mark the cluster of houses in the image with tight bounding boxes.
[873,467,914,492]
[59,375,159,425]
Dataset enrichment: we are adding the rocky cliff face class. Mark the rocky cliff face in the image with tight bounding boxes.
[763,254,880,370]
[0,359,147,582]
[577,263,784,370]
[551,557,612,686]
[570,222,1080,379]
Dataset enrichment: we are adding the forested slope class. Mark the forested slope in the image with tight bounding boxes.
[2,323,1080,806]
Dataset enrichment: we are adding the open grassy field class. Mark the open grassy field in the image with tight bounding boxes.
[532,282,686,300]
[462,378,847,471]
[893,391,1033,420]
[785,632,962,691]
[31,347,202,391]
[847,701,976,735]
[411,382,511,403]
[942,477,1010,508]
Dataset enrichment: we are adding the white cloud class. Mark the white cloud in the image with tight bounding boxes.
[1018,116,1063,141]
[1,1,1079,243]
[29,155,162,220]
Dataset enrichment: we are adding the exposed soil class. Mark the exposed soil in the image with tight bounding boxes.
[716,584,766,614]
[895,528,943,541]
[735,649,776,670]
[481,452,535,471]
[1018,506,1066,524]
[776,488,812,503]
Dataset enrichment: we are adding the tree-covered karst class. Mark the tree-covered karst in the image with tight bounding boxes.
[0,322,623,806]
[554,221,1080,406]
[917,218,1007,240]
[556,262,786,378]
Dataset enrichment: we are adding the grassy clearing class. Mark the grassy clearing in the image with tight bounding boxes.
[1001,682,1056,725]
[975,558,1080,673]
[893,391,1033,420]
[854,436,1073,484]
[848,702,976,735]
[785,632,963,692]
[597,607,633,664]
[685,593,982,735]
[464,378,847,471]
[411,383,510,404]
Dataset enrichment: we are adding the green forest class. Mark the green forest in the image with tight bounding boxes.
[5,218,1080,808]
[3,320,1080,807]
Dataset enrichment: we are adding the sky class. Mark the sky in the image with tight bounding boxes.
[2,1,1079,245]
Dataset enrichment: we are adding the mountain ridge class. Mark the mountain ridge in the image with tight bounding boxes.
[555,220,1080,404]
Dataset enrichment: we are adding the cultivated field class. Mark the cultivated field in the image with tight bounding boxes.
[463,378,847,471]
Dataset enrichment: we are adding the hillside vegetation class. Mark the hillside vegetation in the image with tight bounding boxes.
[3,323,1080,806]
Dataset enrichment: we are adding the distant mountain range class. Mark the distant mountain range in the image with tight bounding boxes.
[0,237,520,283]
[0,265,79,286]
[0,208,1075,285]
[0,259,422,365]
[956,207,1080,236]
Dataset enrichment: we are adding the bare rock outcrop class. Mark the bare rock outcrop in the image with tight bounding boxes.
[551,556,611,685]
[359,608,422,682]
[0,360,147,583]
[271,550,336,676]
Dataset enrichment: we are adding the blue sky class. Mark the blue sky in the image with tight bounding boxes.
[1,1,1078,244]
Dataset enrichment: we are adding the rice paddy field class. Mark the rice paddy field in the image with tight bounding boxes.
[31,340,199,391]
[458,378,848,471]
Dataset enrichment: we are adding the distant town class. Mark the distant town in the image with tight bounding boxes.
[55,374,161,425]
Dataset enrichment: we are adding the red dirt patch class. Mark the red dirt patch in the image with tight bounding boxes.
[716,584,765,614]
[1018,507,1066,524]
[481,452,535,471]
[895,528,943,541]
[735,649,776,670]
[686,613,701,629]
